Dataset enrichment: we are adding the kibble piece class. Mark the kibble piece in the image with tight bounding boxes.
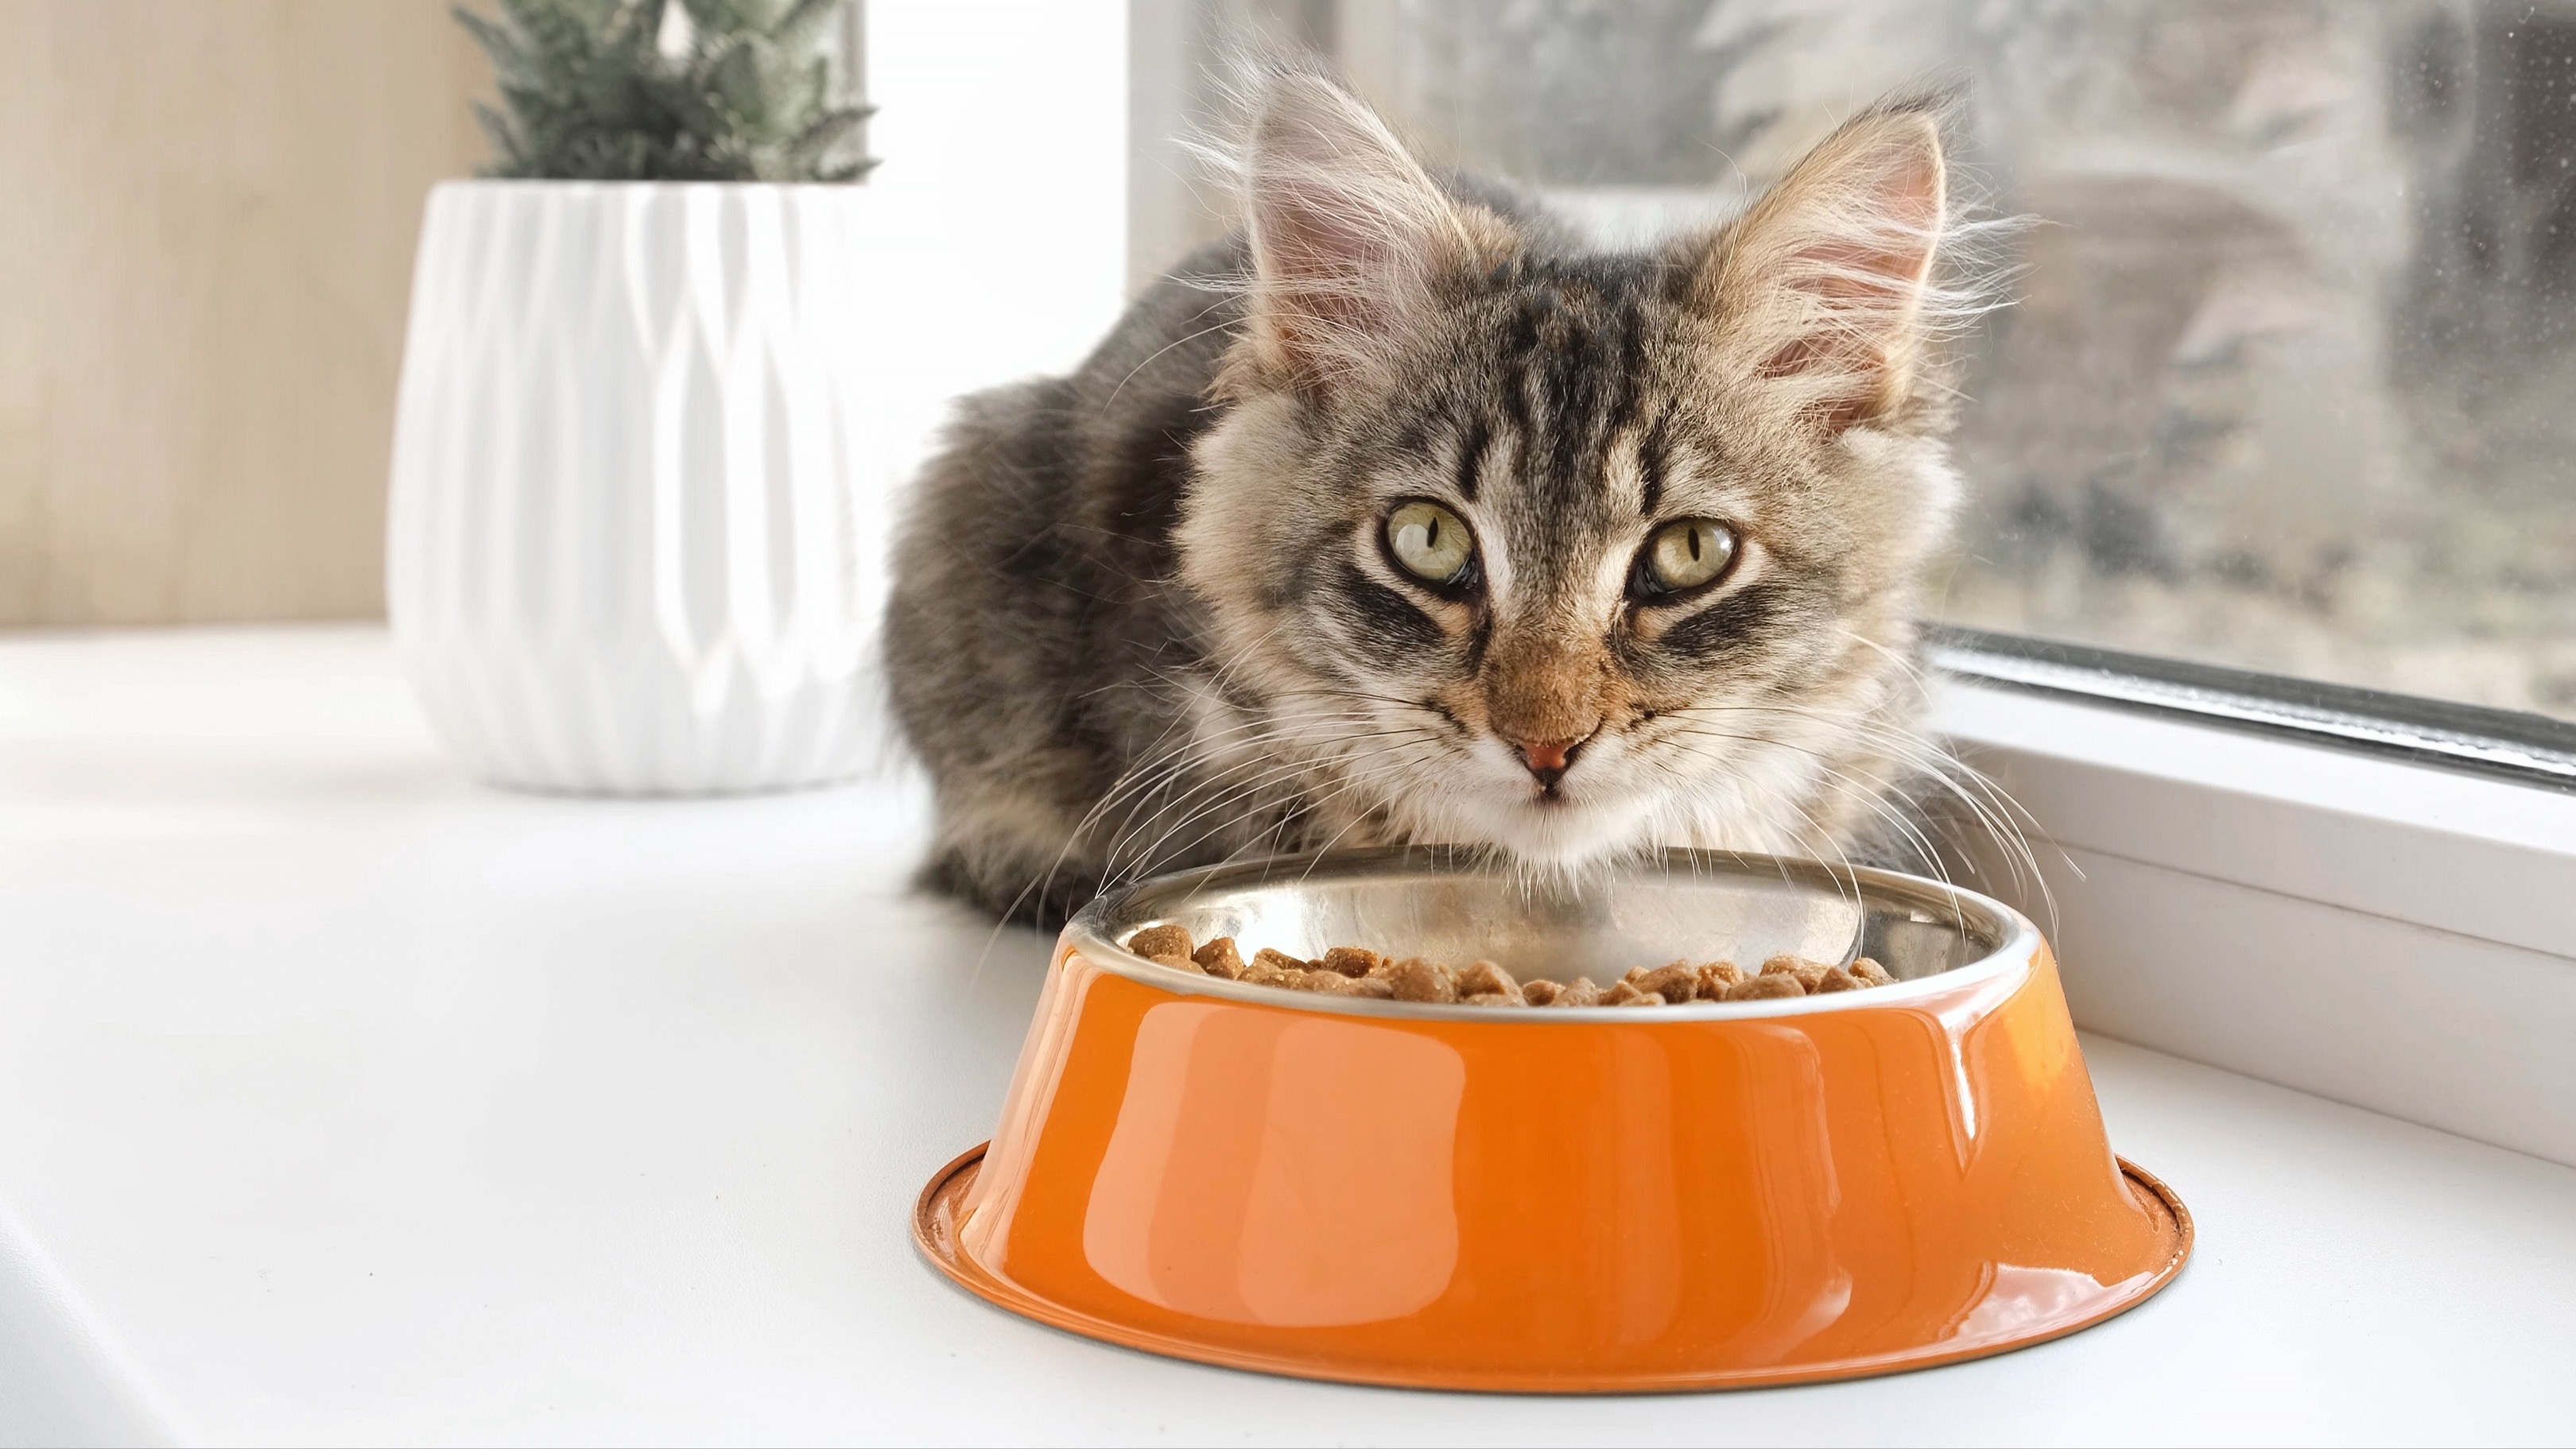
[1697,961,1748,995]
[1726,973,1807,1002]
[1557,977,1604,1007]
[1380,956,1459,1004]
[1457,959,1524,1005]
[1252,947,1311,977]
[1811,967,1865,994]
[1850,957,1895,987]
[1522,979,1564,1007]
[1345,976,1396,1000]
[1463,991,1519,1006]
[1149,951,1195,972]
[1291,969,1360,994]
[1320,946,1382,978]
[1759,953,1833,990]
[1633,963,1701,1003]
[1603,980,1670,1006]
[1127,924,1194,962]
[1193,936,1245,980]
[1240,951,1299,987]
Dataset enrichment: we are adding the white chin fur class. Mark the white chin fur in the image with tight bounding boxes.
[1433,786,1660,870]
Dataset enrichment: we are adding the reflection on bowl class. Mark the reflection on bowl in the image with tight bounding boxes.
[915,849,2190,1393]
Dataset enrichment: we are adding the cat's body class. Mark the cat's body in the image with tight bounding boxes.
[887,72,1986,926]
[883,238,1259,924]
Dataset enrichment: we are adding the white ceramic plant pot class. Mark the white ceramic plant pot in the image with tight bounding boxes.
[387,180,878,795]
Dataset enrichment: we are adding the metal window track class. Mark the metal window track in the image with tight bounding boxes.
[1929,626,2576,793]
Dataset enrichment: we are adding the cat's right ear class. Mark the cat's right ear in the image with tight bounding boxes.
[1231,72,1498,401]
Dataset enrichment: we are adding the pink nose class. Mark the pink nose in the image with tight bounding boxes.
[1512,737,1581,788]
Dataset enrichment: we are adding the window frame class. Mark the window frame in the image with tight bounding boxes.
[1934,674,2576,1170]
[1934,627,2576,795]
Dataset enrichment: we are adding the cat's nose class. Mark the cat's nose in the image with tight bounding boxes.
[1511,735,1586,790]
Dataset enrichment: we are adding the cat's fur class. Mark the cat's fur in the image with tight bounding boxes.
[886,68,1996,927]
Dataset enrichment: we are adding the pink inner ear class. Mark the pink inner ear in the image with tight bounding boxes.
[1254,172,1397,367]
[1238,75,1471,395]
[1761,138,1946,424]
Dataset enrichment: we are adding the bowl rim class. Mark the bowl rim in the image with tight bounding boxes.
[1065,847,2043,1024]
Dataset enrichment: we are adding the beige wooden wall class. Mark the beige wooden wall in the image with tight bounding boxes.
[0,1,489,626]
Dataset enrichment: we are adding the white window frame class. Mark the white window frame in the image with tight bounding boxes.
[1935,673,2576,1169]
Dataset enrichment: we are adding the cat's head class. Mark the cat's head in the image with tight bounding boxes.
[1177,71,1992,870]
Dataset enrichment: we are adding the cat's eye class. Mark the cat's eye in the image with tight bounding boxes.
[1635,518,1740,597]
[1385,501,1477,587]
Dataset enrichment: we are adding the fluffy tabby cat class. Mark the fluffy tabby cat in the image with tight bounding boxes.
[886,68,2001,927]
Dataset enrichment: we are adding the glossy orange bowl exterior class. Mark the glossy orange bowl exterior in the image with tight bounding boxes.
[917,850,2190,1392]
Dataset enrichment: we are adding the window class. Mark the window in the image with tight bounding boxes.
[1130,0,2576,738]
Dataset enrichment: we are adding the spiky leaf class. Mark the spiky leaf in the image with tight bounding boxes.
[453,0,871,182]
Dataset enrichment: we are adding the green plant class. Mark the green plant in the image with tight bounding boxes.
[454,0,875,182]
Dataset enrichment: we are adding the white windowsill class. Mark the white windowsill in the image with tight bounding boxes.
[0,626,2570,1443]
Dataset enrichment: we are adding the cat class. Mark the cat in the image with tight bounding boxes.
[884,66,2004,928]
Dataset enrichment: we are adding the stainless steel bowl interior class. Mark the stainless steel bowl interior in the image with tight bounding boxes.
[1095,848,2011,988]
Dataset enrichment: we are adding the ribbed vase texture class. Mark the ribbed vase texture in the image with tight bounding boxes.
[388,181,876,794]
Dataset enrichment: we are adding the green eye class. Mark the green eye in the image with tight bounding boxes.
[1638,518,1740,595]
[1385,501,1476,586]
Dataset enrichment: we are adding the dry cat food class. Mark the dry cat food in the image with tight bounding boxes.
[1122,923,1895,1007]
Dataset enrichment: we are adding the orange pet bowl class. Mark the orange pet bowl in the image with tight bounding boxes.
[915,850,2189,1392]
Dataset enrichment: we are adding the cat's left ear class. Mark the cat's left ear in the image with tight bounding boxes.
[1230,70,1506,401]
[1684,97,1954,432]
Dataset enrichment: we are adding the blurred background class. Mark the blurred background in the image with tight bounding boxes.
[1,2,488,626]
[6,0,2572,723]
